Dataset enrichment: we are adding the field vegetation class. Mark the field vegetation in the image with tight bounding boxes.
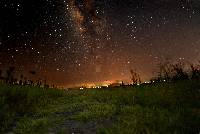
[0,80,199,134]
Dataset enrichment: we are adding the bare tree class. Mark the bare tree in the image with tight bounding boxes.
[158,60,173,82]
[130,69,141,85]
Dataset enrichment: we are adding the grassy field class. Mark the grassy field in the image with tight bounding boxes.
[0,80,200,134]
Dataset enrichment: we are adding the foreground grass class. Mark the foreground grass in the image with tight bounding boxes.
[0,80,200,134]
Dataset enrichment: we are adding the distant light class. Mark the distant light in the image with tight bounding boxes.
[163,80,166,82]
[80,87,84,90]
[137,84,140,86]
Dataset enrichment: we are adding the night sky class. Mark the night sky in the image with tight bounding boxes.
[1,0,200,87]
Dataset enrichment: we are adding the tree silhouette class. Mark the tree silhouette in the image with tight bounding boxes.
[6,67,15,84]
[19,74,24,85]
[29,70,36,86]
[130,69,141,85]
[158,60,172,82]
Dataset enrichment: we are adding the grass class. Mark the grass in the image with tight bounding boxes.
[0,80,200,134]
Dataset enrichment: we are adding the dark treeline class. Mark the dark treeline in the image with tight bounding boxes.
[151,60,200,83]
[0,60,200,88]
[0,67,55,88]
[127,60,200,86]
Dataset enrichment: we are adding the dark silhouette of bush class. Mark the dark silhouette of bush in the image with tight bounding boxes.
[36,79,42,87]
[171,63,189,81]
[0,70,3,82]
[19,74,24,85]
[23,77,28,85]
[29,70,36,75]
[190,64,200,80]
[155,61,193,82]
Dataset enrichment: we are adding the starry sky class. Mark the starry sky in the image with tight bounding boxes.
[1,0,200,87]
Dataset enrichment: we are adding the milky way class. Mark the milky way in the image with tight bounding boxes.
[1,0,200,87]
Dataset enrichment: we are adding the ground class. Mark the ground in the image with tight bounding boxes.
[0,80,200,134]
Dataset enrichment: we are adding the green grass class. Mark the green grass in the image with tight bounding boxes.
[0,80,200,134]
